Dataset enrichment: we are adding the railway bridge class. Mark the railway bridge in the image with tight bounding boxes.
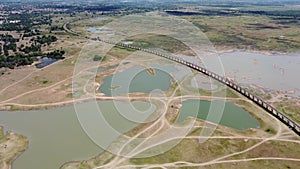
[63,22,300,136]
[96,37,300,136]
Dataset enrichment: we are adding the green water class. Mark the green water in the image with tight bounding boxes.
[99,66,172,96]
[0,100,155,169]
[177,100,260,130]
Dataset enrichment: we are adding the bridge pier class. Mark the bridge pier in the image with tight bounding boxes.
[283,117,289,123]
[296,126,300,133]
[234,85,238,90]
[218,76,222,81]
[273,109,278,115]
[245,91,250,97]
[249,94,253,99]
[256,98,260,103]
[241,89,245,94]
[267,106,272,111]
[289,121,295,128]
[256,98,261,104]
[262,102,267,108]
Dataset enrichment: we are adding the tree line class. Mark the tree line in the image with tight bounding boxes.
[0,49,65,69]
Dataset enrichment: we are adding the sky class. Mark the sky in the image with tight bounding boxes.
[1,0,300,5]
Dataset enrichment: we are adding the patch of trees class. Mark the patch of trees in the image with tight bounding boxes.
[0,53,39,69]
[0,49,65,69]
[0,34,19,43]
[0,12,51,32]
[3,43,17,54]
[36,35,57,44]
[23,30,41,38]
[93,55,105,61]
[50,26,64,31]
[166,9,300,18]
[240,10,300,18]
[45,50,65,60]
[83,5,120,11]
[20,44,41,54]
[165,10,202,16]
[165,10,240,16]
[0,34,18,56]
[0,14,32,32]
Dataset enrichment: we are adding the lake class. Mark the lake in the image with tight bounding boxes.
[99,66,173,96]
[0,100,155,169]
[200,51,300,97]
[177,100,260,131]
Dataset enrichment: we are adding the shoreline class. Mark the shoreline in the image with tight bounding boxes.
[216,48,300,56]
[0,87,298,112]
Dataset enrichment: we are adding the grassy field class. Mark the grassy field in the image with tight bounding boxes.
[183,14,300,53]
[273,99,300,125]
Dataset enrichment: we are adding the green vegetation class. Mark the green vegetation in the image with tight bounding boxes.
[130,138,257,164]
[0,34,18,44]
[20,44,41,54]
[93,55,106,61]
[0,50,65,69]
[176,8,300,53]
[36,35,57,45]
[274,100,300,124]
[113,46,136,52]
[127,34,191,53]
[0,53,39,69]
[0,3,67,70]
[23,30,41,38]
[0,12,51,32]
[46,50,65,60]
[147,67,155,75]
[0,34,18,56]
[265,128,276,134]
[0,32,63,69]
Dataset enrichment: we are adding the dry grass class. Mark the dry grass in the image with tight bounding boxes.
[184,15,300,53]
[0,127,28,169]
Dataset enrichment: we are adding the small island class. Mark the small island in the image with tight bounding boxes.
[0,127,28,169]
[147,67,156,76]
